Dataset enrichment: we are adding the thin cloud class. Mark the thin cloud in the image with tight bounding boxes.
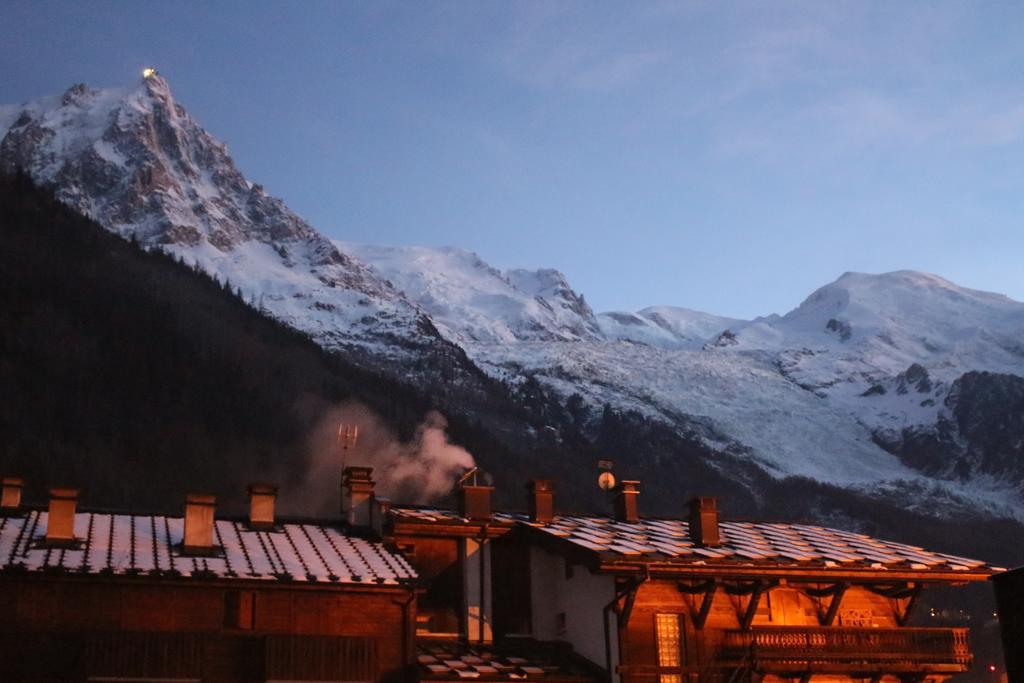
[493,4,672,92]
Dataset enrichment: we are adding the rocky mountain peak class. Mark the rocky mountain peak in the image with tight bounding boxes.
[0,77,430,353]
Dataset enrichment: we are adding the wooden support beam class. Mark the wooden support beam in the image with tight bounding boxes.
[677,579,716,594]
[694,580,718,629]
[866,582,916,599]
[896,583,923,626]
[724,580,763,596]
[820,582,848,626]
[740,581,766,630]
[621,584,639,625]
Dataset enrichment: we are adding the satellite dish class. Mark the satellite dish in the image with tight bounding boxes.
[598,471,616,492]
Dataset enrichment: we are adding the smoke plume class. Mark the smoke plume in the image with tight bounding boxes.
[288,401,475,516]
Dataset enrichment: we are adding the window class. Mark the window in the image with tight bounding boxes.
[655,613,682,683]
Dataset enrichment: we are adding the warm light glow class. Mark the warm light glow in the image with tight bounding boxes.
[655,613,682,683]
[142,67,157,79]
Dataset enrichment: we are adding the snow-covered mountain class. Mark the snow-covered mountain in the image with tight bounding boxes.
[0,76,432,357]
[597,306,741,349]
[730,270,1024,440]
[4,75,1024,519]
[338,242,602,344]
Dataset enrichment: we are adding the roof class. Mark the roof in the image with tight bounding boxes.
[391,506,1001,576]
[392,506,521,527]
[524,514,1002,575]
[991,564,1024,582]
[417,640,595,682]
[0,509,416,586]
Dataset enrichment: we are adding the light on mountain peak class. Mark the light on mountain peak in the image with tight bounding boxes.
[142,67,158,80]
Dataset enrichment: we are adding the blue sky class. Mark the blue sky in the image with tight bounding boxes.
[2,1,1023,318]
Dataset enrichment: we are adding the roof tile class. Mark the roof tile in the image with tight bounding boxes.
[0,510,415,585]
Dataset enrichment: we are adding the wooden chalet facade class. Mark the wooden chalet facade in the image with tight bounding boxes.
[0,476,418,683]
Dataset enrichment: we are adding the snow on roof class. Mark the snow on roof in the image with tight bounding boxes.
[0,510,416,585]
[391,506,522,526]
[418,641,592,682]
[528,515,1001,573]
[390,505,999,574]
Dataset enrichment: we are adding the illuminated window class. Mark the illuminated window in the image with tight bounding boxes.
[655,613,682,683]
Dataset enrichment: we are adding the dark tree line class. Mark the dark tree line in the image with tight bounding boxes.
[0,172,440,512]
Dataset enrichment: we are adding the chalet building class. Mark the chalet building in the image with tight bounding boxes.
[389,479,512,642]
[389,478,602,683]
[0,475,418,683]
[992,566,1024,683]
[0,469,1004,683]
[493,481,1002,683]
[390,479,1002,683]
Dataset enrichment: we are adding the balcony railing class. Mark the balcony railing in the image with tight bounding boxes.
[721,626,971,673]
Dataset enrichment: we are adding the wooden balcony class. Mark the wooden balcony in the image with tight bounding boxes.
[721,626,972,674]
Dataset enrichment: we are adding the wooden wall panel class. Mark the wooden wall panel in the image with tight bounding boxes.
[0,576,412,682]
[255,589,293,632]
[395,534,461,634]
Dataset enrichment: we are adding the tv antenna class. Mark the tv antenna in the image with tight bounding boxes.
[456,467,480,487]
[337,423,359,469]
[453,466,493,492]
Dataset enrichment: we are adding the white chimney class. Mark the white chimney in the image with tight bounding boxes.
[247,483,277,530]
[183,493,217,553]
[1,476,24,514]
[342,467,375,527]
[46,487,79,545]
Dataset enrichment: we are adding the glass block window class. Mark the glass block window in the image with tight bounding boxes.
[655,613,682,683]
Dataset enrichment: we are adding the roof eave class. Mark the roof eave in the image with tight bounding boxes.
[596,560,994,583]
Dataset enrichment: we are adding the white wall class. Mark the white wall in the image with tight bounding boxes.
[529,546,619,682]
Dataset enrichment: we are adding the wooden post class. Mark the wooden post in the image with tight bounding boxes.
[695,581,718,629]
[820,583,848,626]
[896,583,923,626]
[741,581,766,630]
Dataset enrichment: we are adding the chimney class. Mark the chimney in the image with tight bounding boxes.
[183,493,217,553]
[527,479,555,524]
[342,467,375,527]
[372,497,391,537]
[46,487,79,545]
[247,483,277,529]
[459,483,493,522]
[613,480,640,523]
[1,477,24,514]
[688,496,721,547]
